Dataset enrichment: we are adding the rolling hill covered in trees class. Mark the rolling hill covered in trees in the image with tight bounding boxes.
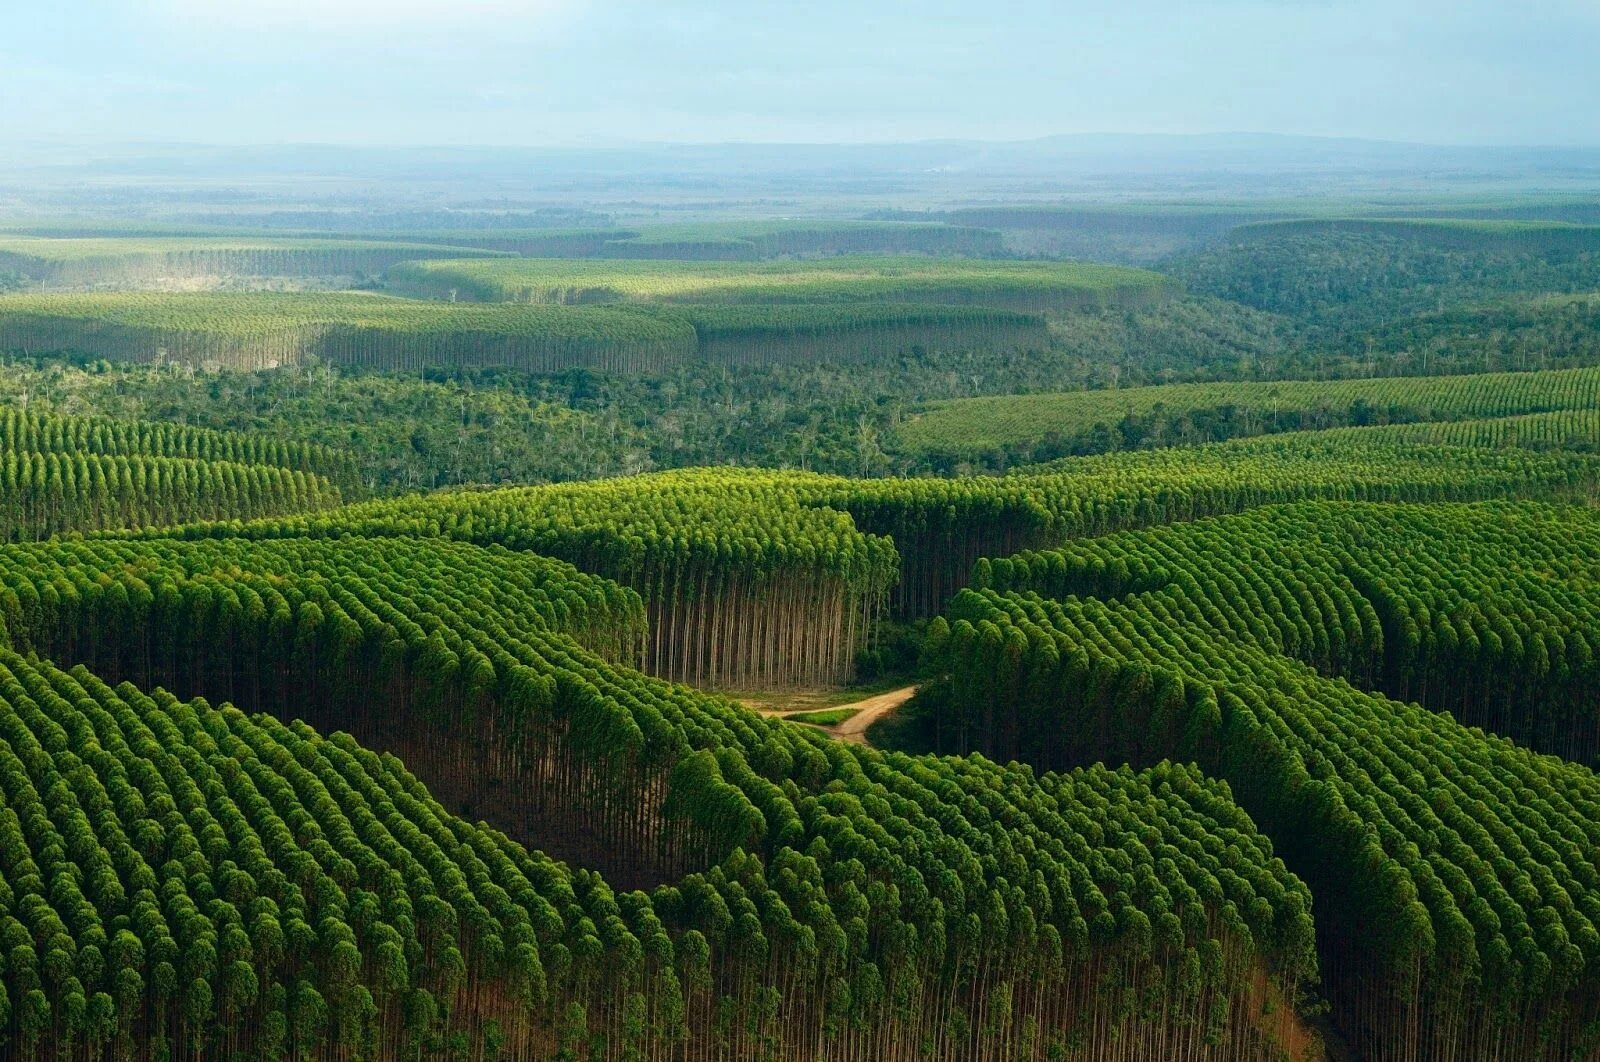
[896,365,1600,467]
[0,292,1053,374]
[384,257,1169,313]
[1163,218,1600,362]
[0,237,507,290]
[0,220,1008,272]
[0,421,1594,1057]
[8,188,1600,1059]
[913,499,1600,1056]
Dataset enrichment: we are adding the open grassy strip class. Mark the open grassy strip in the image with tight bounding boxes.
[734,676,913,716]
[895,365,1600,460]
[918,500,1600,1057]
[0,237,506,288]
[358,227,633,258]
[386,255,1173,312]
[782,707,861,726]
[0,533,1317,1059]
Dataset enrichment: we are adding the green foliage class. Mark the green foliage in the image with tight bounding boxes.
[834,432,1600,615]
[0,404,353,485]
[0,291,1292,488]
[0,236,505,288]
[1355,292,1600,376]
[0,531,1314,1058]
[0,358,659,492]
[676,302,1049,364]
[180,468,903,687]
[897,365,1600,466]
[387,255,1172,312]
[921,500,1600,1055]
[1167,221,1600,350]
[1232,217,1600,253]
[149,434,1600,640]
[1307,408,1600,451]
[58,219,1003,262]
[0,292,1054,375]
[975,499,1600,760]
[0,405,345,539]
[561,219,1007,260]
[0,292,698,374]
[4,208,1600,1058]
[877,204,1296,263]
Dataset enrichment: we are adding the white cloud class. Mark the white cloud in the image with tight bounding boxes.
[153,0,574,30]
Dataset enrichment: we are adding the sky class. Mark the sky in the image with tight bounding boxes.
[3,0,1598,148]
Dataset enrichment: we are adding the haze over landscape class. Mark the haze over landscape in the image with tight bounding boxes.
[8,0,1600,145]
[2,4,1600,1061]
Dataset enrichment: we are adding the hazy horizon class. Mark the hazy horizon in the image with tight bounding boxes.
[9,131,1600,152]
[7,1,1600,148]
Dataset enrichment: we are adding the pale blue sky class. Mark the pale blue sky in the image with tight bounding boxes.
[3,0,1597,146]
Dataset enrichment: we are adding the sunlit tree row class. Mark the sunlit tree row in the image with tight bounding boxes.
[920,500,1600,1058]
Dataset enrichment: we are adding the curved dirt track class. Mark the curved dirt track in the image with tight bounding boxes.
[744,685,916,746]
[827,685,917,745]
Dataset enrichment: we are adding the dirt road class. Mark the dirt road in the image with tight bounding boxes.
[830,686,916,745]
